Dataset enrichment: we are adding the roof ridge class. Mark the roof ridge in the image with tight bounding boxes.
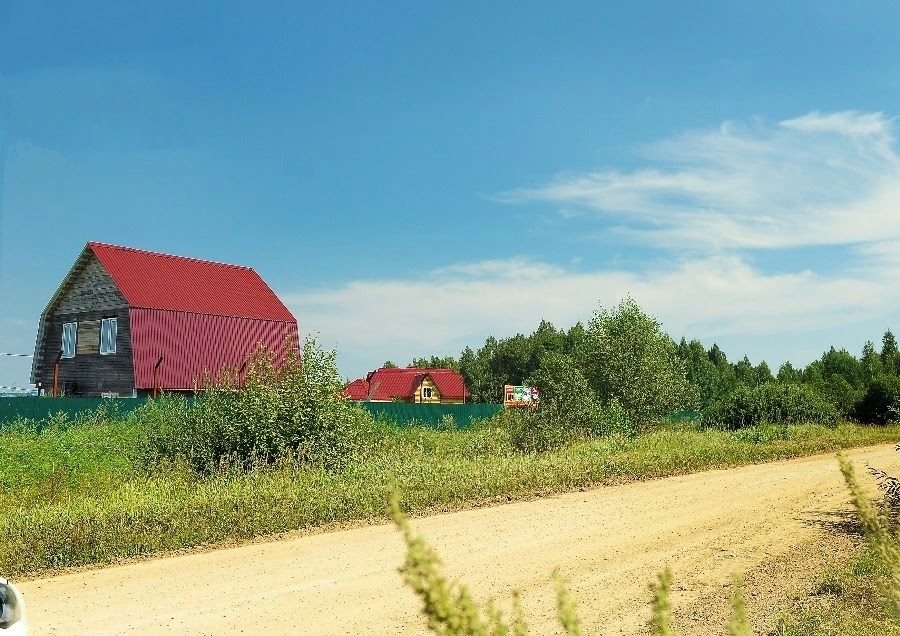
[129,306,296,322]
[88,242,254,271]
[376,367,459,372]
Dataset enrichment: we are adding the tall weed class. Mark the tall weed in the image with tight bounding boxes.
[839,454,900,619]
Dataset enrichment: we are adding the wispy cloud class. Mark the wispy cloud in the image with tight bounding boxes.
[780,111,895,143]
[501,111,900,250]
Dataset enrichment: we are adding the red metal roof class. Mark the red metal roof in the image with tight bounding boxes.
[89,242,295,322]
[75,243,299,390]
[344,379,370,400]
[131,309,299,389]
[345,368,469,401]
[428,370,469,399]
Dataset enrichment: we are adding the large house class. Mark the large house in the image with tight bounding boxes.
[345,367,469,404]
[31,242,299,397]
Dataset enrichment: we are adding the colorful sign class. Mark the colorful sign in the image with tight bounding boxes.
[504,384,539,407]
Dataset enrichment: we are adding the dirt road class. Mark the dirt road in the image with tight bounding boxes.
[20,444,900,635]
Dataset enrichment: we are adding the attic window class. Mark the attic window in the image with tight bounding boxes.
[100,318,117,355]
[422,387,433,400]
[62,322,77,358]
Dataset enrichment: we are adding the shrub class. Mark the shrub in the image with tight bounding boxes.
[853,376,900,425]
[703,383,837,429]
[583,297,697,432]
[502,409,572,454]
[820,374,865,418]
[502,353,635,453]
[139,336,371,473]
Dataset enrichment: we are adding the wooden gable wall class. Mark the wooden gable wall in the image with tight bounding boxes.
[414,376,441,404]
[32,251,135,396]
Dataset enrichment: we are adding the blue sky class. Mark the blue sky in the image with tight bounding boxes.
[2,1,900,386]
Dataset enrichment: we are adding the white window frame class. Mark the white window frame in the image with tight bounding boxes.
[62,322,77,359]
[100,317,117,355]
[422,386,433,400]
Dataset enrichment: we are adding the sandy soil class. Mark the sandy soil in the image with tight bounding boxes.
[19,444,900,635]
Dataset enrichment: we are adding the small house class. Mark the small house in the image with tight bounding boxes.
[31,242,299,397]
[345,367,469,404]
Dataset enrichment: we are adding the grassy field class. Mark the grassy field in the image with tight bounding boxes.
[1,408,899,580]
[774,546,900,636]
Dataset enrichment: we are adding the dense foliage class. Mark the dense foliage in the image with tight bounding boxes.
[140,336,369,473]
[702,383,837,429]
[853,376,900,425]
[403,298,900,428]
[583,297,697,431]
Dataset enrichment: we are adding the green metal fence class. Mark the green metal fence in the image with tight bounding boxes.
[360,402,503,427]
[0,397,503,428]
[0,397,146,425]
[0,397,700,431]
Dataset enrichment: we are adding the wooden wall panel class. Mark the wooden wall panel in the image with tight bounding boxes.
[38,309,134,396]
[56,257,128,314]
[76,320,100,355]
[33,252,132,394]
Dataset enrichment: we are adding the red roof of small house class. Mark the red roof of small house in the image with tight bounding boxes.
[345,367,469,401]
[345,378,370,400]
[89,242,295,321]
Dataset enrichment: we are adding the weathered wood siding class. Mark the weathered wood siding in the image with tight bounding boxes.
[55,256,128,314]
[33,253,134,396]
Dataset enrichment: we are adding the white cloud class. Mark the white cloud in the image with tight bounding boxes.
[501,111,900,250]
[780,111,894,142]
[284,248,900,377]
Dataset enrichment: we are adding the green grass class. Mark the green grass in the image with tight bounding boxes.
[774,454,900,635]
[1,415,899,579]
[774,548,900,636]
[0,414,142,509]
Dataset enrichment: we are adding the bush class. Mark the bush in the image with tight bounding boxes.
[139,336,371,473]
[853,376,900,425]
[503,353,635,453]
[820,374,865,418]
[583,297,697,432]
[702,383,837,429]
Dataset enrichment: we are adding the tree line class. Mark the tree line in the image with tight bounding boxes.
[392,297,900,426]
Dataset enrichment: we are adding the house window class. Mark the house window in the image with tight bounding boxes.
[422,387,433,400]
[100,317,117,355]
[62,322,77,358]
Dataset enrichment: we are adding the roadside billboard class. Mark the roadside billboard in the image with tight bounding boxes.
[503,384,539,408]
